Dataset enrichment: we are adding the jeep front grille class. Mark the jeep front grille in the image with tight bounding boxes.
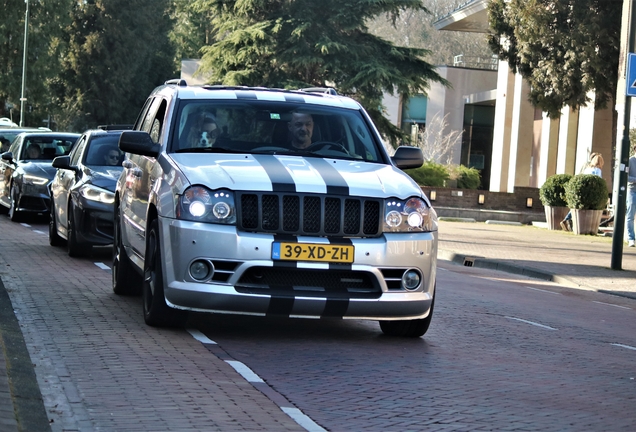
[238,192,382,237]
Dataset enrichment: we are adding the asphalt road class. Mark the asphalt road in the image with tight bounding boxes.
[2,215,636,431]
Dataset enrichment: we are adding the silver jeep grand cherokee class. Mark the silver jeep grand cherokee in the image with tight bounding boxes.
[113,80,438,337]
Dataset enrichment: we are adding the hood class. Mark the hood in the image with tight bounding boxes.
[21,162,57,180]
[169,154,422,199]
[86,166,123,192]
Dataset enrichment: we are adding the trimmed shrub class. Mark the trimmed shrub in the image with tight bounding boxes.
[452,165,481,190]
[539,174,573,207]
[405,160,449,187]
[564,174,608,210]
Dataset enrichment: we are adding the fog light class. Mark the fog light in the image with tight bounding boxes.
[190,260,212,281]
[402,270,421,291]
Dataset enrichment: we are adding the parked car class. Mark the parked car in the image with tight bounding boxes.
[113,80,437,337]
[49,129,126,256]
[0,127,52,150]
[0,132,80,221]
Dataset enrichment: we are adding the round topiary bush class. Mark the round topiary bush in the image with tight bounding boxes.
[564,174,608,210]
[405,160,449,187]
[539,174,573,207]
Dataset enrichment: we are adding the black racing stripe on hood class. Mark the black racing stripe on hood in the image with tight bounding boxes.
[307,158,349,196]
[252,155,296,192]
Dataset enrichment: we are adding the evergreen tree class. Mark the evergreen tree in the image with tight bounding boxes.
[487,0,621,119]
[0,0,73,126]
[52,0,176,131]
[195,0,448,145]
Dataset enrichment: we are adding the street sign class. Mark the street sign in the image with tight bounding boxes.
[627,53,636,96]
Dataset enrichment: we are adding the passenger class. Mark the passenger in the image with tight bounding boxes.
[0,137,10,153]
[187,113,218,148]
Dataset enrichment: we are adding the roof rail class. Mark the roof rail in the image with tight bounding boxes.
[300,87,338,95]
[98,124,134,131]
[164,79,188,87]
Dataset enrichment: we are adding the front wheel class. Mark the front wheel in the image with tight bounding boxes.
[49,200,65,247]
[379,295,435,338]
[142,219,187,327]
[112,203,141,295]
[8,183,20,222]
[67,204,91,257]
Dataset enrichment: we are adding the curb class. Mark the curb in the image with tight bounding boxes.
[438,249,636,301]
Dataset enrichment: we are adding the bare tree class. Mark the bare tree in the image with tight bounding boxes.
[416,111,462,164]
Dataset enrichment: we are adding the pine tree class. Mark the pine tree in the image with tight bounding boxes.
[52,0,176,131]
[487,0,621,119]
[194,0,449,145]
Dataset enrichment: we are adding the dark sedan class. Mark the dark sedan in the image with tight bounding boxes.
[49,129,124,256]
[0,132,80,221]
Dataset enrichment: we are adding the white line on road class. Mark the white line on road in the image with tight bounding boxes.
[187,328,217,344]
[32,229,46,234]
[611,343,636,351]
[225,360,264,383]
[20,223,31,227]
[524,286,560,295]
[281,407,326,432]
[505,316,557,330]
[94,262,110,271]
[593,301,631,310]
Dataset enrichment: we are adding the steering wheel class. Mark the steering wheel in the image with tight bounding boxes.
[304,141,351,156]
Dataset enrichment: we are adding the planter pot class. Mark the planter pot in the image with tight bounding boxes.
[544,206,569,230]
[571,209,603,235]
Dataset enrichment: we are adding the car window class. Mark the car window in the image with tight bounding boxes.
[84,134,123,166]
[21,136,76,160]
[169,100,382,162]
[70,135,87,165]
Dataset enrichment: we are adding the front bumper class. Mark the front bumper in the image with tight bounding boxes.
[74,197,115,246]
[159,217,437,320]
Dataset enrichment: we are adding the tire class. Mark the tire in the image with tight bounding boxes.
[142,219,187,327]
[8,183,21,222]
[112,203,142,296]
[379,294,435,338]
[67,204,91,257]
[49,200,65,247]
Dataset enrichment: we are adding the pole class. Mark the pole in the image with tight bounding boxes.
[611,0,636,269]
[19,0,29,127]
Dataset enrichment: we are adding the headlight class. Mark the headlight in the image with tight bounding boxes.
[177,186,236,224]
[79,184,115,204]
[383,197,438,232]
[23,174,48,186]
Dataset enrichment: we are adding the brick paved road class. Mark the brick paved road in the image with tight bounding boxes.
[2,216,636,431]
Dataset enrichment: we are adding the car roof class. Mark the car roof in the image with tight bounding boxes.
[153,82,363,111]
[16,132,80,138]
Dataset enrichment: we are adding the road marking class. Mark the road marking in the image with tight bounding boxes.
[281,407,326,432]
[20,223,31,228]
[226,360,264,383]
[438,268,448,271]
[611,343,636,351]
[32,229,46,234]
[187,328,217,344]
[524,286,560,295]
[94,262,110,271]
[593,301,631,310]
[505,316,557,330]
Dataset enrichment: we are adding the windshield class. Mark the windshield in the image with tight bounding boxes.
[21,136,77,161]
[169,100,384,162]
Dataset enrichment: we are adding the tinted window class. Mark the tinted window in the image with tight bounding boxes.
[85,134,124,166]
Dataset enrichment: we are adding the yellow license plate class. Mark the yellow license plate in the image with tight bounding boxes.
[272,242,354,263]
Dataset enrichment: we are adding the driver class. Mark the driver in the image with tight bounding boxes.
[288,111,314,149]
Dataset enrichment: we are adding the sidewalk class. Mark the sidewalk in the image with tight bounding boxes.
[1,219,635,431]
[437,219,636,300]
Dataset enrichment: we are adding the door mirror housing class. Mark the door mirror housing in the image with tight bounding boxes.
[392,146,424,170]
[118,131,161,158]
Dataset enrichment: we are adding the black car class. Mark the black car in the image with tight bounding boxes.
[49,129,125,256]
[0,132,80,221]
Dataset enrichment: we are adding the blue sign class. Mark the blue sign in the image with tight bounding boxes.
[627,53,636,96]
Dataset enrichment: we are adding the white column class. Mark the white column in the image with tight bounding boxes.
[489,60,515,192]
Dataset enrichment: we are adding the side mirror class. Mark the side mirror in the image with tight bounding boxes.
[52,155,80,175]
[1,152,14,162]
[392,146,424,170]
[118,131,161,158]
